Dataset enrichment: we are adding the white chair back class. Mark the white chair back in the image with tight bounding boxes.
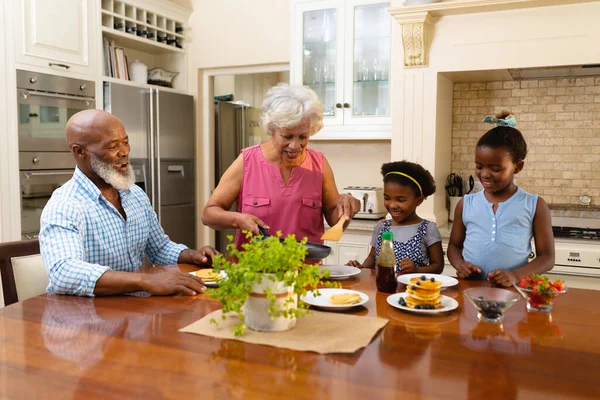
[11,255,49,302]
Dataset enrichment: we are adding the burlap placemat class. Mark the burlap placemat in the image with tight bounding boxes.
[180,310,388,354]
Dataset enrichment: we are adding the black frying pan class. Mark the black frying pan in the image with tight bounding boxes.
[257,226,331,260]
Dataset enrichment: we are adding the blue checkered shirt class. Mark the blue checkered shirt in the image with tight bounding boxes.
[39,167,187,296]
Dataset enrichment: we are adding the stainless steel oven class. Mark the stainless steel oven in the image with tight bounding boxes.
[17,70,95,239]
[17,70,95,152]
[20,166,74,239]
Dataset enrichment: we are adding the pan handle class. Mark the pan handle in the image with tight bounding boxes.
[257,226,270,237]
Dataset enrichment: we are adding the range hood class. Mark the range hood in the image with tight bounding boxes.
[508,64,600,80]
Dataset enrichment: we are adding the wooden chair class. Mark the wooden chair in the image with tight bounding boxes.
[0,239,48,307]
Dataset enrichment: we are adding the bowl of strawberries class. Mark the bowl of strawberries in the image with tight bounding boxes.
[514,274,567,313]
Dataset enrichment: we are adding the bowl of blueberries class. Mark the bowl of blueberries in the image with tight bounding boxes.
[463,287,520,323]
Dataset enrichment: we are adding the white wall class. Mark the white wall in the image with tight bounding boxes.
[310,141,391,190]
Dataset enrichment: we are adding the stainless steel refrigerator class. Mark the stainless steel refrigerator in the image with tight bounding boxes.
[104,82,196,248]
[215,101,267,252]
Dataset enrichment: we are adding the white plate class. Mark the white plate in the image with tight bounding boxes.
[301,288,369,311]
[397,273,458,288]
[387,292,459,314]
[319,265,361,280]
[188,270,227,288]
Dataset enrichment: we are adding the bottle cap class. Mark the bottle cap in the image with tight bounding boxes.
[381,231,393,241]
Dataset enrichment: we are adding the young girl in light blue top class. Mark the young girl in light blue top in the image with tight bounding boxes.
[448,111,555,287]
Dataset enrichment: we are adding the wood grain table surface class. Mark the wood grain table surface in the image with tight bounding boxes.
[1,264,599,399]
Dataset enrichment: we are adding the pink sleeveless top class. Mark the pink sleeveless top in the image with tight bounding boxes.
[234,144,325,248]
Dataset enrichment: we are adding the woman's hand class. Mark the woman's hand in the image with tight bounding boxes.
[233,213,270,235]
[399,258,416,274]
[455,261,482,279]
[336,194,361,219]
[488,269,518,287]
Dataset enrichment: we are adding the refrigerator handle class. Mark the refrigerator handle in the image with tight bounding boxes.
[155,88,162,223]
[241,106,247,149]
[149,88,156,211]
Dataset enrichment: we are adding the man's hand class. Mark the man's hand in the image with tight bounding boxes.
[190,246,218,266]
[488,269,518,288]
[336,194,361,219]
[399,258,416,274]
[233,213,269,235]
[140,267,206,296]
[455,261,482,279]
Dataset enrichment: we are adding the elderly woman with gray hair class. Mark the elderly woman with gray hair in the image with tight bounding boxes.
[202,84,360,249]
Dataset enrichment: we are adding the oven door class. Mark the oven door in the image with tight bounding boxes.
[20,169,74,239]
[17,89,95,152]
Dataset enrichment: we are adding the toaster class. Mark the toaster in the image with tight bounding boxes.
[342,186,387,220]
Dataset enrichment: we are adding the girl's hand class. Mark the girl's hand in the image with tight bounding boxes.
[455,261,482,279]
[399,258,416,274]
[346,260,364,268]
[488,269,518,287]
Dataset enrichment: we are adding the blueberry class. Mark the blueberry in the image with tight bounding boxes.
[411,285,417,290]
[430,277,436,282]
[416,281,421,286]
[420,275,427,280]
[415,305,422,310]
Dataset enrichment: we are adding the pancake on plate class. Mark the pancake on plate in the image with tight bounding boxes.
[193,269,221,282]
[405,276,443,309]
[330,293,362,305]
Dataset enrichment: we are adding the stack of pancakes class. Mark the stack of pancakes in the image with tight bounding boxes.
[405,276,443,309]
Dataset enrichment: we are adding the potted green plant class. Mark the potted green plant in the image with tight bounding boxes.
[208,231,337,336]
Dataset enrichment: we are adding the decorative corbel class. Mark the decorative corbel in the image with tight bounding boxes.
[390,11,433,68]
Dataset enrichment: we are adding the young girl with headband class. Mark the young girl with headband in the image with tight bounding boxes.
[447,111,555,287]
[346,161,444,274]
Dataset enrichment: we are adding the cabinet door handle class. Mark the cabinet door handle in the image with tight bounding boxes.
[335,103,342,109]
[343,103,350,108]
[48,63,70,69]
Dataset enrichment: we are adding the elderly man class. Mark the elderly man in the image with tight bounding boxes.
[40,110,215,297]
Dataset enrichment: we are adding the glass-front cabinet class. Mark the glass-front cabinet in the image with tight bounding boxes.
[292,0,391,139]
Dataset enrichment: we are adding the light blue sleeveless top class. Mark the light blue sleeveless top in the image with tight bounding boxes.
[462,188,538,277]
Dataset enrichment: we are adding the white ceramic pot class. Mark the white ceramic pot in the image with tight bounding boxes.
[448,196,462,222]
[244,273,297,332]
[129,59,147,85]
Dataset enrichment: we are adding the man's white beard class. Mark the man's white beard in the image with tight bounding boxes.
[89,154,135,190]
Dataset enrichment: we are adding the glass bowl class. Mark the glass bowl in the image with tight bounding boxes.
[514,284,567,313]
[463,287,520,323]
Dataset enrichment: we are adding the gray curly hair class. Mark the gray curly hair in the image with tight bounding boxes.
[260,84,324,136]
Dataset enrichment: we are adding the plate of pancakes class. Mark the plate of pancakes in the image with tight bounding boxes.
[397,273,458,289]
[301,288,369,311]
[189,269,227,287]
[387,275,458,314]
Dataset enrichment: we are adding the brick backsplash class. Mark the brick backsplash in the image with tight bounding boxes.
[452,77,600,216]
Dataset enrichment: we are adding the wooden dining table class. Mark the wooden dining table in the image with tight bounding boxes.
[0,264,599,399]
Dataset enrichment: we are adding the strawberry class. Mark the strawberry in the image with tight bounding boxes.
[552,280,565,292]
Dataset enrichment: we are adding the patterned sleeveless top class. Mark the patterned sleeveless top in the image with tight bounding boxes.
[375,220,429,273]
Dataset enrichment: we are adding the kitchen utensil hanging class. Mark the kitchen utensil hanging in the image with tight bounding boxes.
[445,173,463,197]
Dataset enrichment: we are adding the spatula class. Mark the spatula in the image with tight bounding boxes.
[320,215,348,242]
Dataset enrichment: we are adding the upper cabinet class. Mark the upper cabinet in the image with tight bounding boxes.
[14,0,96,77]
[292,0,392,140]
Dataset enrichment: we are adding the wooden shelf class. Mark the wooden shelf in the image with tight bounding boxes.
[388,0,600,21]
[103,76,188,95]
[102,10,184,38]
[102,27,183,54]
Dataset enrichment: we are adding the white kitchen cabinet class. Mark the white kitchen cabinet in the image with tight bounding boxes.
[14,0,96,77]
[292,0,392,140]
